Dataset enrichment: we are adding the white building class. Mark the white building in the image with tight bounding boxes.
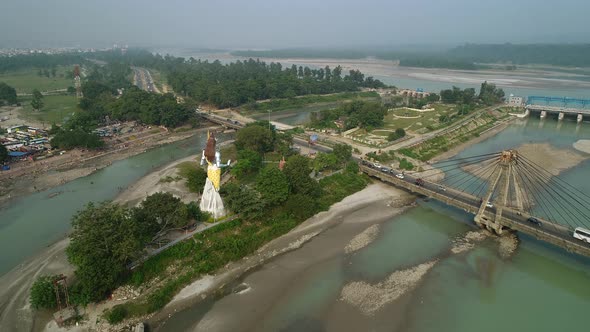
[507,95,525,107]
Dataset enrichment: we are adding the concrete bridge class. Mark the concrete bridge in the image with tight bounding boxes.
[525,96,590,122]
[360,164,590,258]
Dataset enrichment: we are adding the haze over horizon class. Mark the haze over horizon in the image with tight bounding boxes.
[1,0,589,49]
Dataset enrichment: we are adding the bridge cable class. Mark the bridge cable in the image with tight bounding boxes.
[518,156,590,219]
[512,163,568,234]
[444,160,500,204]
[514,162,579,231]
[519,155,590,202]
[430,152,501,165]
[416,156,499,182]
[516,159,590,229]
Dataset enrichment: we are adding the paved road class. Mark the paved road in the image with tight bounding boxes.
[133,67,158,93]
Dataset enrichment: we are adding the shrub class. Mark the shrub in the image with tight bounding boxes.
[30,275,58,310]
[105,306,127,324]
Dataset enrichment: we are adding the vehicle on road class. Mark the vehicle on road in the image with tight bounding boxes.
[415,178,424,186]
[573,227,590,242]
[395,173,404,179]
[527,217,542,226]
[381,166,392,173]
[438,185,446,191]
[373,163,382,169]
[486,201,493,208]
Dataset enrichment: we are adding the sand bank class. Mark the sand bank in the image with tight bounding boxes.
[573,139,590,154]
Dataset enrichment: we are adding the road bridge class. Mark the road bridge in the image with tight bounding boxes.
[359,152,590,258]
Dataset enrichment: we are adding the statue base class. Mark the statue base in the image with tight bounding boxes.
[199,178,226,219]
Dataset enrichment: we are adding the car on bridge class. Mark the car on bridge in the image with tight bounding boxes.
[573,227,590,243]
[395,173,404,179]
[527,217,542,226]
[485,201,493,208]
[415,178,424,186]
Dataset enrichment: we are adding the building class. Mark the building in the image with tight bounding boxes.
[507,95,525,107]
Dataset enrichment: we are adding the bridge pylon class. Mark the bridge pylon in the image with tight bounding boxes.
[474,150,521,235]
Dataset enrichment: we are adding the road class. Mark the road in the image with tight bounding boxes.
[132,67,159,93]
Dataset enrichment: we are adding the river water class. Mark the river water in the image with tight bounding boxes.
[160,117,590,332]
[0,131,229,276]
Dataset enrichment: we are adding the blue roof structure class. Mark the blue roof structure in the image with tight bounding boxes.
[8,151,29,157]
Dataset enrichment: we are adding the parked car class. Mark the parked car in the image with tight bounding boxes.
[438,185,446,191]
[395,173,404,179]
[381,166,392,173]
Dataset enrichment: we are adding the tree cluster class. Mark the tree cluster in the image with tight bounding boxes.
[439,86,477,104]
[50,127,105,149]
[167,59,385,108]
[310,101,387,130]
[66,192,204,303]
[0,82,17,105]
[478,81,505,105]
[31,89,44,111]
[0,144,7,163]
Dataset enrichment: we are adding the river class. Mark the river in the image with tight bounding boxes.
[0,131,230,276]
[159,117,590,332]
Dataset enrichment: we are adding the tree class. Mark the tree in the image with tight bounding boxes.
[256,166,290,206]
[67,202,142,302]
[0,144,7,163]
[31,89,44,111]
[231,149,262,179]
[185,166,207,193]
[478,81,505,105]
[284,194,319,220]
[30,275,58,310]
[388,128,406,142]
[220,183,264,219]
[0,82,17,105]
[332,144,352,163]
[314,152,338,172]
[133,192,190,235]
[426,93,439,103]
[235,124,274,153]
[283,155,321,197]
[50,128,104,149]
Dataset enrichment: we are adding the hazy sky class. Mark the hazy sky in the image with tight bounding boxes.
[1,0,588,49]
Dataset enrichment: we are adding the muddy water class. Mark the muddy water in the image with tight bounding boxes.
[159,117,590,332]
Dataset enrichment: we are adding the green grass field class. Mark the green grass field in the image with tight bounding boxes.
[0,66,74,94]
[20,95,79,125]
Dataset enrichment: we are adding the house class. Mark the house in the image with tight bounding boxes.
[507,95,524,107]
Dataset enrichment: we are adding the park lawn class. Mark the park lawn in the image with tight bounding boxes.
[0,66,74,94]
[20,95,79,125]
[242,91,381,114]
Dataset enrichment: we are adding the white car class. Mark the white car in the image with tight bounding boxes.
[485,201,493,208]
[573,227,590,243]
[395,173,404,179]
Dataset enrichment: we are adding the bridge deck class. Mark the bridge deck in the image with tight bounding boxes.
[360,165,590,258]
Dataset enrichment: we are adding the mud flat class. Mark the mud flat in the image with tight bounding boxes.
[151,183,415,332]
[573,139,590,154]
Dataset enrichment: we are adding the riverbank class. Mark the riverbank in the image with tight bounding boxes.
[0,126,219,209]
[431,115,517,162]
[150,183,415,331]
